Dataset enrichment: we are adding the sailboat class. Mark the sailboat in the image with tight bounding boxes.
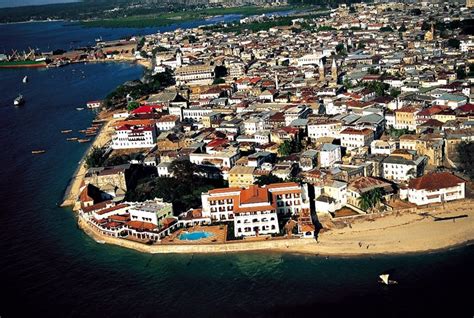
[22,76,28,83]
[379,274,398,285]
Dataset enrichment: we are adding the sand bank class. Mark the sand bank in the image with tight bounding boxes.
[78,201,474,256]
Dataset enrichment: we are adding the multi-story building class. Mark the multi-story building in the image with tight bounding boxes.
[112,124,157,149]
[318,143,341,168]
[128,198,173,227]
[156,115,180,131]
[201,183,310,236]
[228,165,255,188]
[394,106,419,131]
[307,119,342,140]
[406,172,465,205]
[340,128,374,150]
[175,64,215,84]
[382,155,426,182]
[370,140,397,155]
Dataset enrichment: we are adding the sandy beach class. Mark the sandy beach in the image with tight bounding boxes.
[61,115,116,208]
[78,199,474,256]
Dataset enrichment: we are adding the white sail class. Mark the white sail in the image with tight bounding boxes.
[379,274,389,285]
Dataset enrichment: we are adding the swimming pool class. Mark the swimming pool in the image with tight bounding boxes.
[179,231,213,241]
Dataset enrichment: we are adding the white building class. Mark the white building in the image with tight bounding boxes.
[307,119,342,140]
[382,155,426,182]
[156,115,179,131]
[340,128,374,150]
[405,172,466,206]
[201,182,310,237]
[319,143,341,168]
[297,53,323,67]
[371,140,397,155]
[175,64,215,84]
[128,198,173,226]
[112,124,156,149]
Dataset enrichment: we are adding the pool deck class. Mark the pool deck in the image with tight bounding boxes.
[161,225,227,244]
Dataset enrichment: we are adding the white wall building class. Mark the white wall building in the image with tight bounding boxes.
[406,172,465,205]
[340,128,374,150]
[319,143,341,168]
[112,125,156,150]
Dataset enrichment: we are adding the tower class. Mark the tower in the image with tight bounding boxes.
[319,59,325,82]
[274,72,279,90]
[331,59,338,83]
[176,49,182,67]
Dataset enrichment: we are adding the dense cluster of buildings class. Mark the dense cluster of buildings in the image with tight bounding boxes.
[78,1,472,243]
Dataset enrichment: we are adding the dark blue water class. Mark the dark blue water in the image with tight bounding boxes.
[0,18,473,318]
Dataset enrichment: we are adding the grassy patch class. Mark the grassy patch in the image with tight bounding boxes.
[81,5,309,28]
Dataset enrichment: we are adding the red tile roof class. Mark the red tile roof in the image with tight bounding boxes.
[408,172,465,191]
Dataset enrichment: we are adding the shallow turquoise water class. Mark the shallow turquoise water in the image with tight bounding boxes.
[179,231,214,240]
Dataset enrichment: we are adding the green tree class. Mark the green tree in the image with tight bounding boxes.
[398,23,407,32]
[213,78,226,84]
[335,43,345,54]
[456,67,466,79]
[457,141,474,179]
[358,188,383,213]
[127,101,139,111]
[278,140,292,156]
[85,147,106,168]
[170,159,197,181]
[255,174,283,186]
[389,88,401,98]
[447,38,460,49]
[380,26,393,32]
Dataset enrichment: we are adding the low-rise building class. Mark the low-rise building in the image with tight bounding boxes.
[405,172,465,205]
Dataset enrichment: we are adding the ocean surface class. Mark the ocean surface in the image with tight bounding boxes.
[0,17,473,318]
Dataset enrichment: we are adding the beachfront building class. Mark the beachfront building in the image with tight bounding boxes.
[201,183,310,237]
[111,124,157,149]
[405,172,466,206]
[128,198,173,226]
[347,176,393,211]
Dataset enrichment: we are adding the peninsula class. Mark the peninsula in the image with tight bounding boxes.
[58,0,474,256]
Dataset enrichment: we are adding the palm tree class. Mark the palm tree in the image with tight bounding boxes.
[358,192,373,212]
[358,188,384,213]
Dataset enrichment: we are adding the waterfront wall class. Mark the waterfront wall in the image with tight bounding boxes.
[78,216,315,254]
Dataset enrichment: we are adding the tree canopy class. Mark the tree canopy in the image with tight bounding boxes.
[457,142,474,180]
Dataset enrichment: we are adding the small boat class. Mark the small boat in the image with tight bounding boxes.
[31,150,46,154]
[14,94,25,106]
[78,138,91,143]
[78,129,87,133]
[67,137,78,141]
[96,240,105,244]
[76,107,84,111]
[22,76,28,83]
[61,129,73,134]
[379,274,398,285]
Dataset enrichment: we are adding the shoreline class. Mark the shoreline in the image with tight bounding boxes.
[78,200,474,256]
